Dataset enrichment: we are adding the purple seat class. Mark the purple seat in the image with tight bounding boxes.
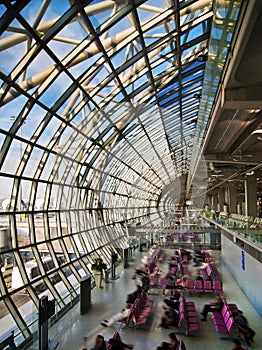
[226,316,234,333]
[214,310,230,325]
[214,323,227,333]
[214,316,234,334]
[228,303,238,313]
[182,266,189,276]
[187,315,198,323]
[213,280,223,293]
[182,255,188,264]
[159,277,167,291]
[187,310,197,317]
[180,307,199,336]
[223,311,231,324]
[212,311,223,323]
[186,321,199,336]
[212,304,227,323]
[185,279,194,292]
[194,279,203,293]
[186,305,195,312]
[204,280,213,292]
[221,305,229,317]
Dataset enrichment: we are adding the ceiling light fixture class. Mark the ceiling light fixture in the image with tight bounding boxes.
[209,162,215,171]
[232,150,253,161]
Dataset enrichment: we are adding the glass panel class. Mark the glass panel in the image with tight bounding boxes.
[0,0,244,346]
[0,299,17,341]
[0,252,15,289]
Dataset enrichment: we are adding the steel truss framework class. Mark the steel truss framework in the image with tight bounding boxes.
[0,0,242,345]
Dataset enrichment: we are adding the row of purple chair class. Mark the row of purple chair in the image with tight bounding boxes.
[212,305,235,335]
[185,279,223,294]
[178,294,199,336]
[149,276,184,293]
[131,291,154,328]
[160,293,199,337]
[176,262,189,277]
[141,259,160,275]
[149,247,165,261]
[211,296,238,336]
[200,264,221,280]
[117,292,154,329]
[149,277,223,295]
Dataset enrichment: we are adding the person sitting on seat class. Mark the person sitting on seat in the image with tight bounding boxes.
[193,246,206,266]
[107,338,133,350]
[178,247,192,260]
[141,273,150,292]
[163,298,179,311]
[234,310,255,347]
[126,285,142,304]
[163,272,176,295]
[159,307,179,328]
[167,256,178,270]
[201,296,223,321]
[195,270,204,286]
[156,332,179,350]
[170,289,181,301]
[91,334,107,350]
[101,305,131,327]
[134,268,146,275]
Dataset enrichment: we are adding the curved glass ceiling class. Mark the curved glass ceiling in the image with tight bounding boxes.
[0,0,242,346]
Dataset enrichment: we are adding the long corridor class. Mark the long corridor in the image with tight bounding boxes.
[46,248,262,350]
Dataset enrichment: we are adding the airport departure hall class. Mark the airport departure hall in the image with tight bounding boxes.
[0,0,262,349]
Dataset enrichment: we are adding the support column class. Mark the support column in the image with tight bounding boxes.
[205,194,212,210]
[218,188,225,212]
[228,184,237,214]
[211,191,218,211]
[208,194,212,207]
[244,178,257,217]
